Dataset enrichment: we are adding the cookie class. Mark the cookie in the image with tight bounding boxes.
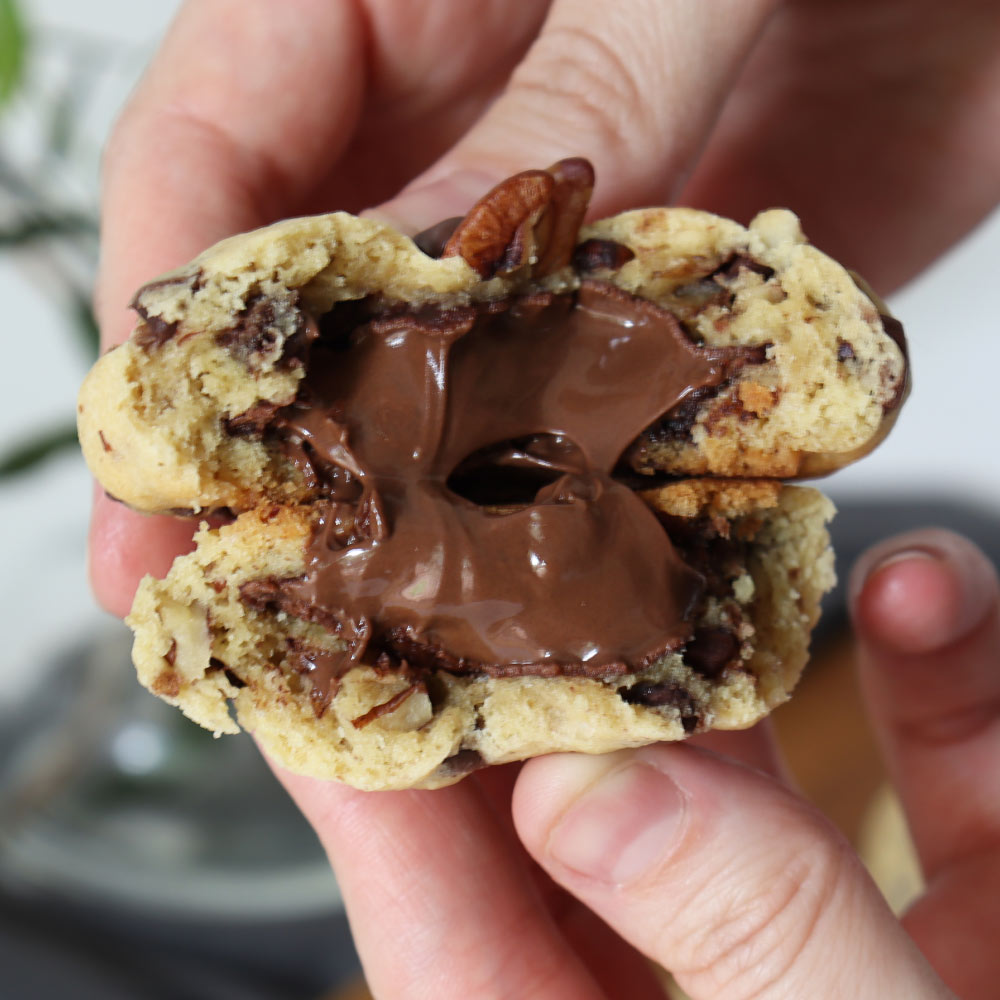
[127,480,833,790]
[78,159,904,790]
[79,161,906,513]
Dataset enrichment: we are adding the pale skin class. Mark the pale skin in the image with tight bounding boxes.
[91,2,1000,997]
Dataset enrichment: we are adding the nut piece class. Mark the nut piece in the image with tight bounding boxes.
[442,157,594,279]
[533,157,595,277]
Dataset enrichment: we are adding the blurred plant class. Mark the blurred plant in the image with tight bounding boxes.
[0,0,26,103]
[0,0,103,478]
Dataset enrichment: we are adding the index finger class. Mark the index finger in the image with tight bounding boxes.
[96,0,367,348]
[277,768,613,1000]
[90,0,368,614]
[850,529,1000,996]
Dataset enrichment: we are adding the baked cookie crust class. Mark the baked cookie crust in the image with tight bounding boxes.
[128,481,833,790]
[79,199,905,514]
[78,160,903,790]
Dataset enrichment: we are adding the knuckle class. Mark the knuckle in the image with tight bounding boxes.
[672,833,850,1000]
[507,24,650,150]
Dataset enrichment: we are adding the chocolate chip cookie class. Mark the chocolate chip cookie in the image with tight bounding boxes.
[79,159,905,789]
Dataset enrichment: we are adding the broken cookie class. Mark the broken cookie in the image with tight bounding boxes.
[78,159,906,789]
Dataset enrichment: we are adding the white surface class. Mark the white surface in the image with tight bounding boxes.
[825,210,1000,504]
[1,0,999,696]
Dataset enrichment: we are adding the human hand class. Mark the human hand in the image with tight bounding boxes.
[275,529,999,999]
[91,3,1000,995]
[91,0,1000,615]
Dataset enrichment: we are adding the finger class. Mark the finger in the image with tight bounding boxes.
[850,530,1000,998]
[277,769,607,1000]
[91,0,368,611]
[689,719,790,782]
[97,0,367,348]
[89,485,200,617]
[680,3,1000,291]
[514,747,953,1000]
[850,530,1000,874]
[384,0,777,228]
[471,763,668,999]
[314,0,552,213]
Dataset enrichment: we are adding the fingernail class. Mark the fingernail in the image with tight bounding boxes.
[364,170,499,235]
[850,530,999,653]
[848,544,935,608]
[547,758,686,886]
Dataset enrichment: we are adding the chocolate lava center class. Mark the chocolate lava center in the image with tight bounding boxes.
[251,280,765,677]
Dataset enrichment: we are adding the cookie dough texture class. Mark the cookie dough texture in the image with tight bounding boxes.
[79,206,906,515]
[128,481,834,791]
[77,198,898,790]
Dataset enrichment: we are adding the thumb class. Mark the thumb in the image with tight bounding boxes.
[513,746,954,1000]
[375,0,777,233]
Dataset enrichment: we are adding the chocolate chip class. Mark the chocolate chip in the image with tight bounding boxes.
[712,254,775,283]
[637,344,768,451]
[281,638,356,717]
[618,680,701,732]
[837,339,856,361]
[240,579,345,635]
[645,386,718,443]
[134,312,180,349]
[572,238,635,273]
[413,217,463,258]
[208,657,247,689]
[130,272,202,349]
[682,626,739,677]
[223,400,283,438]
[436,748,485,778]
[215,294,317,372]
[879,313,907,356]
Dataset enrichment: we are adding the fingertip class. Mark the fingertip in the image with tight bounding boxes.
[849,529,999,655]
[514,748,697,891]
[513,745,945,999]
[513,752,630,854]
[89,486,198,617]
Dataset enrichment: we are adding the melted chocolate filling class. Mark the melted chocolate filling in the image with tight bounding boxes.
[234,280,767,712]
[130,158,907,729]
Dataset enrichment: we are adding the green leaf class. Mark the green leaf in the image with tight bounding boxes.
[70,291,100,359]
[0,0,26,108]
[0,212,98,246]
[0,424,80,478]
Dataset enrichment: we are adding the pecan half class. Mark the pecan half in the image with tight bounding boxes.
[442,157,594,279]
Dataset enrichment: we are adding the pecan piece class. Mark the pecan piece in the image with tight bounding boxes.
[442,157,594,279]
[533,157,594,277]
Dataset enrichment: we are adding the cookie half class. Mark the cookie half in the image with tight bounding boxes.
[78,164,906,515]
[128,480,834,790]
